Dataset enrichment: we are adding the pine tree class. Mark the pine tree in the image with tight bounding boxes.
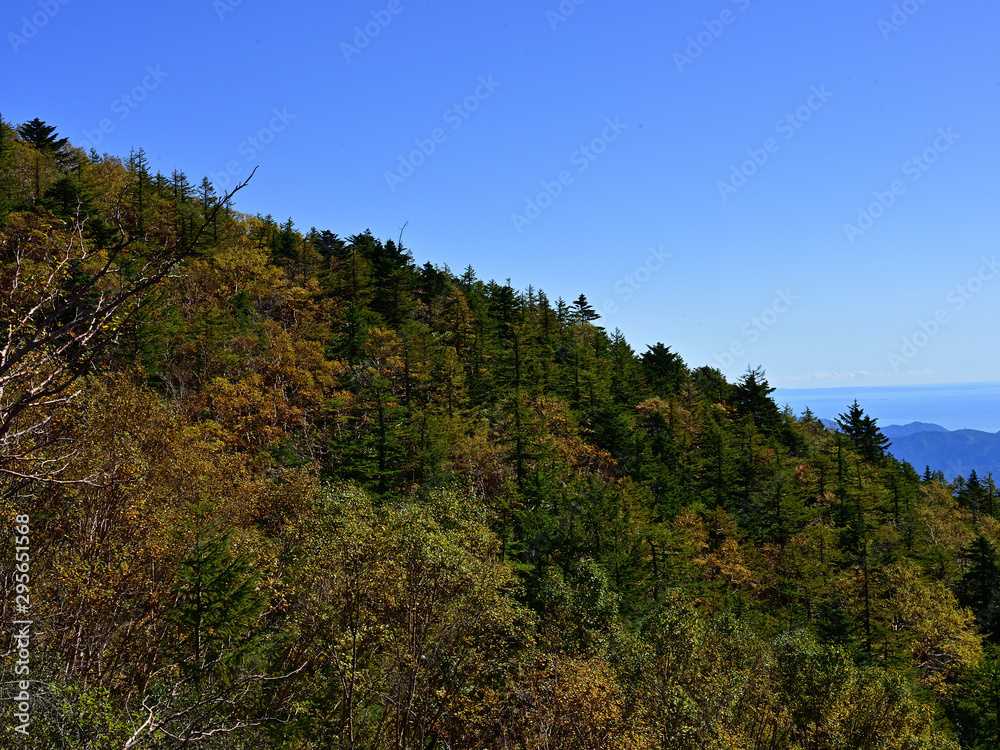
[836,400,891,463]
[960,535,1000,639]
[170,168,193,203]
[692,365,733,406]
[0,116,15,215]
[640,342,686,397]
[950,645,1000,749]
[127,148,151,234]
[608,330,641,405]
[733,365,781,432]
[17,117,71,201]
[169,520,268,676]
[16,117,69,154]
[961,469,987,521]
[572,293,600,323]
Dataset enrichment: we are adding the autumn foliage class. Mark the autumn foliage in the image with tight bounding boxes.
[1,117,996,749]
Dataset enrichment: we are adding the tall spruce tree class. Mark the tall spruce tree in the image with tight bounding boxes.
[733,365,781,432]
[16,117,69,155]
[640,342,686,397]
[836,400,891,463]
[572,293,600,323]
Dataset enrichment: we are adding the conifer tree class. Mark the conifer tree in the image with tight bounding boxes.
[198,176,219,243]
[733,365,776,423]
[17,117,70,200]
[170,168,193,203]
[836,400,891,463]
[169,521,267,676]
[127,148,151,234]
[16,117,69,155]
[0,115,16,216]
[118,518,299,747]
[572,293,600,323]
[960,535,1000,639]
[640,342,686,397]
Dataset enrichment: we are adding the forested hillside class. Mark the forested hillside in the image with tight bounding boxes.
[2,117,999,749]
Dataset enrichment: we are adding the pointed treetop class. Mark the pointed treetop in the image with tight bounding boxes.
[572,293,600,322]
[836,399,891,462]
[17,117,69,154]
[734,365,782,430]
[641,343,686,396]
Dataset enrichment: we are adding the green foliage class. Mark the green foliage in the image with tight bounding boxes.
[17,117,69,154]
[0,120,987,749]
[284,484,534,748]
[640,342,685,396]
[168,518,268,677]
[959,534,1000,641]
[948,645,1000,749]
[838,399,893,463]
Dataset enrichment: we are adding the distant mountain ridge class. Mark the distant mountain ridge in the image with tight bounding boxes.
[881,422,951,439]
[822,420,1000,481]
[888,427,1000,481]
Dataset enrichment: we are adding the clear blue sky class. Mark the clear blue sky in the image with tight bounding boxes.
[5,0,999,388]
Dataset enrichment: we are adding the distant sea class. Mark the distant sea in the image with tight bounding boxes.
[772,382,1000,434]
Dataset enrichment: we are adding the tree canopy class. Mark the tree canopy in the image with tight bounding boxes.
[0,117,993,749]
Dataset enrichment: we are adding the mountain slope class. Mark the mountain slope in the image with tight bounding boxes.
[881,422,950,439]
[888,428,1000,480]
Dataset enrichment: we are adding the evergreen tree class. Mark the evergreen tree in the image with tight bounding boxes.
[960,535,1000,640]
[950,645,1000,749]
[960,469,987,520]
[127,148,151,234]
[0,115,16,216]
[17,117,69,155]
[733,365,781,432]
[17,117,71,200]
[571,293,600,323]
[169,520,268,676]
[309,228,347,261]
[836,400,891,463]
[170,168,193,203]
[198,176,219,244]
[640,342,686,397]
[691,365,733,405]
[272,216,299,260]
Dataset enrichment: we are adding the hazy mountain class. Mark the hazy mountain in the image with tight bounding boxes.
[815,421,999,480]
[888,428,1000,481]
[881,422,951,439]
[815,419,951,438]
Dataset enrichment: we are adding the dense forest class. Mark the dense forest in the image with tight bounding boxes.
[2,116,999,749]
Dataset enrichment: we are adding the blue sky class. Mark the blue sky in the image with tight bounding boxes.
[4,0,999,389]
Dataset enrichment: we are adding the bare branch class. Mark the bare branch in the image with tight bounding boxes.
[0,168,257,485]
